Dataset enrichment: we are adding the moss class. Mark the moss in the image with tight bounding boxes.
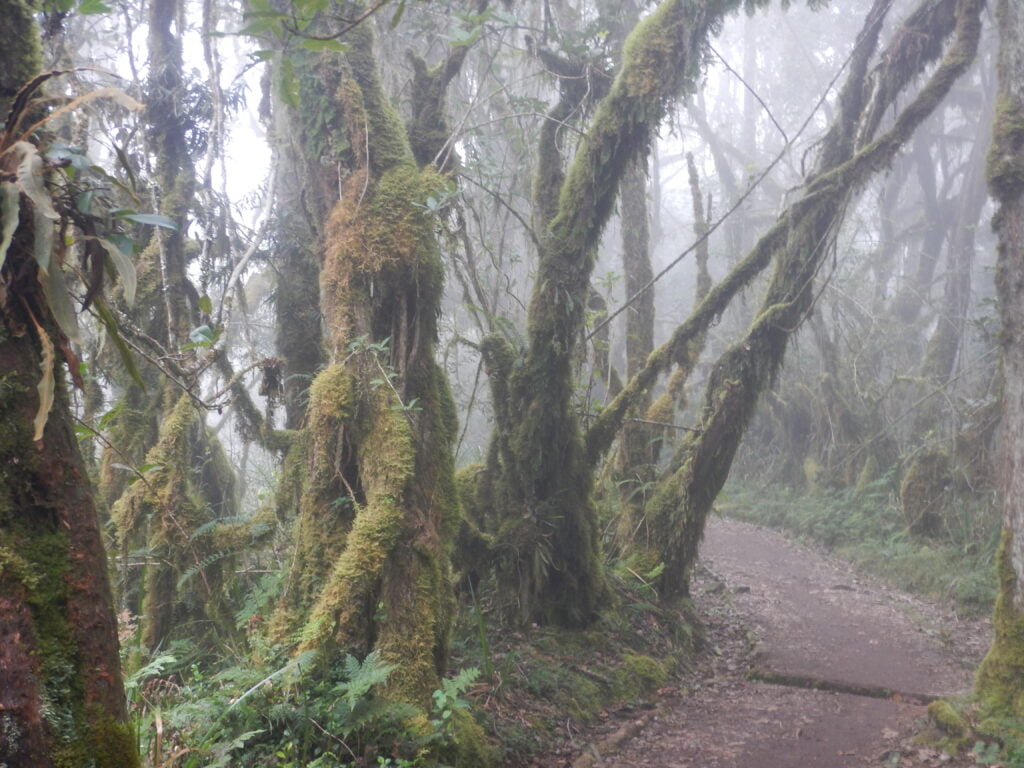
[2,427,138,767]
[343,22,414,173]
[926,700,972,751]
[87,717,138,768]
[111,394,237,649]
[976,529,1024,719]
[614,653,668,700]
[0,0,42,116]
[899,448,952,537]
[803,456,823,494]
[321,164,445,356]
[855,455,879,496]
[441,708,497,768]
[298,399,414,650]
[988,95,1024,203]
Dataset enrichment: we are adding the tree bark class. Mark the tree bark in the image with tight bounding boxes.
[272,11,471,710]
[0,11,136,759]
[975,0,1024,720]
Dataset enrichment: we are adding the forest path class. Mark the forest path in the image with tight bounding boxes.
[590,518,991,768]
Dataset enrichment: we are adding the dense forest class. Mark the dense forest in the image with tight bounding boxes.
[1,0,1023,765]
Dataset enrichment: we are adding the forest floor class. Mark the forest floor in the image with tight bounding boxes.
[561,518,993,768]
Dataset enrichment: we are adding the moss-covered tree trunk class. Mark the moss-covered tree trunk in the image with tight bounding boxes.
[104,0,228,652]
[482,0,768,627]
[0,7,136,763]
[271,13,469,709]
[974,0,1024,721]
[647,0,982,600]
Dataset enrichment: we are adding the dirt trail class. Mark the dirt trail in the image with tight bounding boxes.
[593,518,991,768]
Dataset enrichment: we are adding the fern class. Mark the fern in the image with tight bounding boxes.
[336,651,396,709]
[190,516,249,539]
[177,550,231,589]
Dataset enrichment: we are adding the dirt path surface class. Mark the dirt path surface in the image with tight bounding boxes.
[589,518,991,768]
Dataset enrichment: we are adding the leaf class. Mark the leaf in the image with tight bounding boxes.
[76,189,95,215]
[46,143,92,171]
[187,324,218,347]
[37,249,81,343]
[389,0,406,27]
[28,310,56,442]
[198,294,213,314]
[298,38,349,53]
[93,297,145,390]
[0,182,19,271]
[13,142,60,221]
[112,210,178,230]
[278,56,299,109]
[30,204,80,342]
[74,422,99,439]
[178,551,231,589]
[125,654,177,690]
[77,0,113,14]
[228,650,319,711]
[16,88,143,144]
[97,237,137,307]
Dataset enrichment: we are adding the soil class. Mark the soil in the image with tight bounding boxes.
[568,518,992,768]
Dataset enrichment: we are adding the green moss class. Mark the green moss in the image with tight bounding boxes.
[976,529,1024,718]
[614,653,668,700]
[926,700,972,751]
[87,717,138,768]
[441,709,498,768]
[0,0,42,116]
[854,455,879,496]
[899,448,952,537]
[299,400,414,650]
[987,96,1024,203]
[803,456,823,494]
[111,394,237,649]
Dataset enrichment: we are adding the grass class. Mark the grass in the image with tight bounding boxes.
[718,476,999,615]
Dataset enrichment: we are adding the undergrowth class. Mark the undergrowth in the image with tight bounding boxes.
[124,639,481,768]
[443,568,702,766]
[121,561,702,767]
[719,476,999,615]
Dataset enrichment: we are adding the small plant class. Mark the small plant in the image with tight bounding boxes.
[431,667,480,734]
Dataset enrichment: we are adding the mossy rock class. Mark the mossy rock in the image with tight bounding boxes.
[614,653,668,700]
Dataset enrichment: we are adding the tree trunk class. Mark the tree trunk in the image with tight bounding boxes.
[272,15,467,709]
[975,0,1024,720]
[484,0,766,627]
[0,10,136,760]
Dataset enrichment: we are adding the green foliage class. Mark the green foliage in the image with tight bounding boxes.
[721,477,998,614]
[125,626,487,768]
[430,667,479,733]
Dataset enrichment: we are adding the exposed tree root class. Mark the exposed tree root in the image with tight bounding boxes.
[746,667,939,705]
